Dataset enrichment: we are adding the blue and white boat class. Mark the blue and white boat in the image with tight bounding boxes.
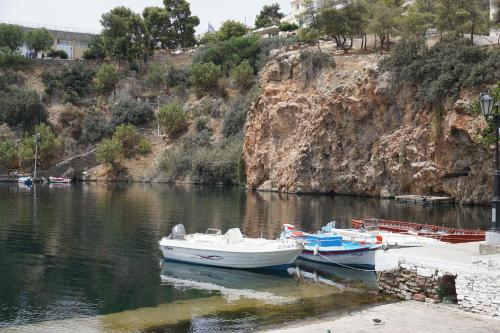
[18,176,33,187]
[282,224,380,270]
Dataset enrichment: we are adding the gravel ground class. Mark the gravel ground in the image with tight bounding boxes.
[258,301,500,333]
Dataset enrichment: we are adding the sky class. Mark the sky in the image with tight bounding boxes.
[0,0,291,35]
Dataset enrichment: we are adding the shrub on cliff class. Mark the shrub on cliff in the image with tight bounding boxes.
[158,101,189,136]
[0,140,17,170]
[299,50,335,83]
[18,123,61,168]
[193,35,261,73]
[112,124,140,157]
[94,64,120,99]
[0,86,47,132]
[58,104,84,140]
[137,138,152,155]
[0,70,25,91]
[0,48,30,68]
[380,37,500,105]
[160,131,242,184]
[80,110,111,144]
[190,62,223,95]
[231,60,254,91]
[111,98,154,126]
[96,138,123,166]
[42,63,95,104]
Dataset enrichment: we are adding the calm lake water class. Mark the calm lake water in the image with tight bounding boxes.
[0,183,491,332]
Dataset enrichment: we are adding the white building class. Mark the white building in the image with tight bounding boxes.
[281,0,348,27]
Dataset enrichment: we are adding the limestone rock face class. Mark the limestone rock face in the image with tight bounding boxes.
[243,51,492,203]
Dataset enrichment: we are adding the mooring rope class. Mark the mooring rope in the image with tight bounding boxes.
[315,251,378,272]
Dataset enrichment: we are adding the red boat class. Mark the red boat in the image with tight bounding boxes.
[351,218,485,244]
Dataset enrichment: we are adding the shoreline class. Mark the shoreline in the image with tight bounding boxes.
[0,179,491,207]
[257,301,500,333]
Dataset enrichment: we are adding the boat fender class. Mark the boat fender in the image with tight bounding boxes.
[314,245,319,256]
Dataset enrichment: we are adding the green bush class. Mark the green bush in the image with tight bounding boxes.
[42,63,95,104]
[158,100,188,136]
[221,86,260,138]
[380,37,500,105]
[279,22,299,32]
[143,63,168,89]
[231,60,254,91]
[190,62,223,95]
[58,104,84,139]
[112,124,140,157]
[0,24,25,52]
[138,138,152,155]
[80,110,111,144]
[96,138,123,165]
[94,64,120,98]
[166,66,191,88]
[160,131,243,184]
[47,49,68,59]
[0,70,26,91]
[111,98,154,126]
[0,48,30,68]
[0,86,47,132]
[299,50,335,82]
[18,123,61,168]
[194,116,210,132]
[0,140,17,170]
[216,20,247,41]
[193,35,261,74]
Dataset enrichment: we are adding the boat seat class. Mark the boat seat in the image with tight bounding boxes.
[220,228,244,245]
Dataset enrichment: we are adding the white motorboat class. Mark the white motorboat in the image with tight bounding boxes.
[323,222,444,248]
[48,176,72,184]
[159,224,303,270]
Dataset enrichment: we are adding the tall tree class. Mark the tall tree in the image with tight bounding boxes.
[100,7,147,63]
[25,28,54,58]
[0,24,24,52]
[143,6,170,49]
[217,21,247,41]
[163,0,200,49]
[255,3,285,28]
[366,0,402,52]
[396,0,436,38]
[298,0,322,49]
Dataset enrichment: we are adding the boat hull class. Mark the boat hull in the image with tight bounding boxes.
[159,244,302,270]
[298,247,377,270]
[352,219,485,244]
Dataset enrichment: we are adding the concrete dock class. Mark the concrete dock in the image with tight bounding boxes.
[395,195,454,205]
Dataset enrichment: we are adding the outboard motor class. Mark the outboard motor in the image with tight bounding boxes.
[168,224,186,240]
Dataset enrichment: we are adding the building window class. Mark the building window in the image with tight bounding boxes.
[75,41,88,48]
[57,39,73,46]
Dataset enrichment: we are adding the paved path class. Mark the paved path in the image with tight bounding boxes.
[258,301,500,333]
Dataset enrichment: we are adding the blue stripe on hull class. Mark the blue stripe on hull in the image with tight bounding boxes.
[163,258,291,272]
[297,255,375,270]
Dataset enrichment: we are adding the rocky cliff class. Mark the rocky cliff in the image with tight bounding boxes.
[243,49,493,204]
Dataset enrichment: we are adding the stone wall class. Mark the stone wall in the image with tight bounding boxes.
[378,264,455,304]
[455,258,500,316]
[379,258,500,317]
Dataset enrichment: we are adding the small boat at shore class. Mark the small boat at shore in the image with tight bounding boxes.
[17,176,33,186]
[282,225,380,270]
[352,218,486,244]
[159,224,303,270]
[322,222,444,248]
[48,177,72,184]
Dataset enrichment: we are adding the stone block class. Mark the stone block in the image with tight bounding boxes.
[425,297,440,304]
[479,244,500,255]
[486,231,500,245]
[417,267,435,278]
[412,294,426,302]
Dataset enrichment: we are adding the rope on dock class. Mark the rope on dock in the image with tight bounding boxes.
[315,252,378,272]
